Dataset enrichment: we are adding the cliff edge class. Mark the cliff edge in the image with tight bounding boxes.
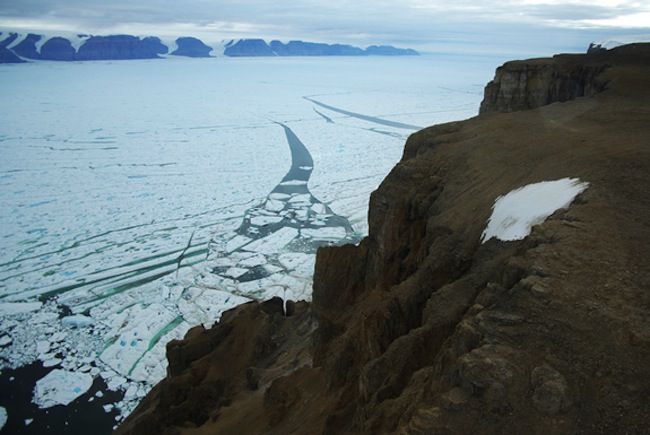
[116,44,650,435]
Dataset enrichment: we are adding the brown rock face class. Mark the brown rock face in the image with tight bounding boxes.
[116,44,650,435]
[478,44,648,113]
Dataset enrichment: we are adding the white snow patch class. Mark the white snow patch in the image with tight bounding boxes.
[33,369,93,408]
[481,177,589,243]
[6,33,27,50]
[592,35,650,50]
[68,35,91,52]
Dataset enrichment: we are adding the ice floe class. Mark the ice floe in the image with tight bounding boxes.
[33,369,93,408]
[0,406,6,431]
[61,314,95,328]
[481,178,589,243]
[0,302,42,315]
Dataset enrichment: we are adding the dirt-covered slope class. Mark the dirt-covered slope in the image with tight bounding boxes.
[116,43,650,435]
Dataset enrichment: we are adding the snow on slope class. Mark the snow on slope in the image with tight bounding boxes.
[482,178,589,243]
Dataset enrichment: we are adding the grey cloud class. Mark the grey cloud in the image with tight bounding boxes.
[0,0,648,56]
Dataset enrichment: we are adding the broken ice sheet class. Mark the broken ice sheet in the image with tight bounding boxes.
[100,303,179,377]
[0,302,43,316]
[33,369,93,408]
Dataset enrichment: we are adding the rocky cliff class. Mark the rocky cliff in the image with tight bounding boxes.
[477,48,631,113]
[116,43,650,435]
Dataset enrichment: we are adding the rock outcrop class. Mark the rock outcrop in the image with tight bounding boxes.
[171,37,213,58]
[11,33,42,59]
[116,43,650,435]
[224,39,278,57]
[0,33,25,63]
[477,47,637,113]
[40,37,76,61]
[75,35,168,60]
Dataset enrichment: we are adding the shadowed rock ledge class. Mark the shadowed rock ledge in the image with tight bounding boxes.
[115,43,650,435]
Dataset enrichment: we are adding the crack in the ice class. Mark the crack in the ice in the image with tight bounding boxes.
[303,96,422,130]
[176,231,195,278]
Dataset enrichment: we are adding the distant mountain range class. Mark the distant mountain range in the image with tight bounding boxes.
[223,39,419,57]
[0,32,419,63]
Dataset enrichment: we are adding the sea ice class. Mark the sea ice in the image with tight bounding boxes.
[100,304,178,376]
[36,341,50,354]
[250,215,283,226]
[225,235,253,253]
[0,302,43,315]
[61,315,95,328]
[242,227,299,254]
[42,358,62,368]
[278,253,313,272]
[0,406,6,431]
[0,335,12,347]
[264,199,285,212]
[279,180,308,186]
[310,203,328,214]
[301,227,347,241]
[481,178,589,243]
[224,267,249,278]
[33,369,93,408]
[237,253,266,268]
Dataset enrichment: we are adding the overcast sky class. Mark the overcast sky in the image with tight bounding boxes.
[1,0,649,55]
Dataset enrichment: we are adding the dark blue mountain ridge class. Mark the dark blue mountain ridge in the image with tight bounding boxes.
[12,33,42,59]
[223,38,275,57]
[226,39,419,56]
[171,37,213,57]
[0,32,419,63]
[76,35,168,60]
